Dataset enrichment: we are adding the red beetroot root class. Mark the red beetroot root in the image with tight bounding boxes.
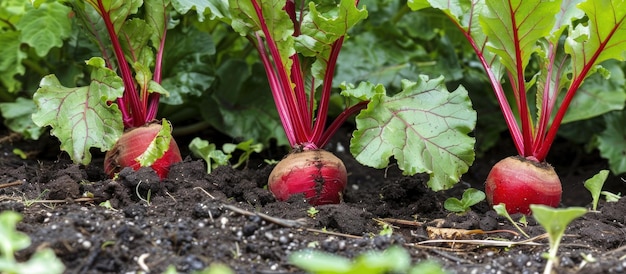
[104,123,182,179]
[485,156,562,215]
[269,149,347,206]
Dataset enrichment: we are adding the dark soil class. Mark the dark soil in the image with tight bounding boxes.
[1,127,625,274]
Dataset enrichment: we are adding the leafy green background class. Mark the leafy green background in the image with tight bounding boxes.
[2,0,626,180]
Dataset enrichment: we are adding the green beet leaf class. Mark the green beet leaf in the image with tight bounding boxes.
[136,119,174,167]
[84,0,142,34]
[229,0,295,68]
[597,111,626,174]
[296,0,367,80]
[565,0,626,81]
[171,0,227,21]
[15,2,72,57]
[351,75,476,191]
[0,31,26,92]
[32,57,124,165]
[561,61,626,124]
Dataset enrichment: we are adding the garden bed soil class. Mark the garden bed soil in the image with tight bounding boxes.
[0,127,625,274]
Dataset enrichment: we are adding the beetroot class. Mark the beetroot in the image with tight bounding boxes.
[269,150,347,205]
[485,156,562,215]
[104,123,182,179]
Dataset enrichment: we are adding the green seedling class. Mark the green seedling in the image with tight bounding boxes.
[12,149,27,160]
[379,223,393,237]
[190,138,263,173]
[164,263,234,274]
[289,245,448,274]
[99,200,116,211]
[307,207,319,218]
[493,203,530,238]
[601,191,621,202]
[444,188,485,213]
[135,181,151,206]
[530,205,587,274]
[0,211,64,274]
[189,138,230,174]
[583,170,609,211]
[222,139,263,169]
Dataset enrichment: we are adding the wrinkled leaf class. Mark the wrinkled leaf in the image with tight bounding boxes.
[229,0,295,67]
[597,110,626,174]
[0,31,26,92]
[296,1,367,79]
[351,76,475,191]
[15,2,72,57]
[565,0,626,82]
[32,57,124,165]
[171,0,227,21]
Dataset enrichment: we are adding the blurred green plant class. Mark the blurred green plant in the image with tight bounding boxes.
[0,211,65,274]
[290,245,448,274]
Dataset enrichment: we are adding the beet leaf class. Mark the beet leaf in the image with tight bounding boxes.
[32,58,124,165]
[411,0,626,162]
[348,76,476,191]
[31,0,196,165]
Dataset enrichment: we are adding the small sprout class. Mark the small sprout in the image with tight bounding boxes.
[583,170,609,211]
[189,138,230,174]
[12,148,27,159]
[99,200,116,211]
[307,207,319,218]
[264,159,279,165]
[493,203,530,238]
[222,139,263,169]
[444,188,485,213]
[0,211,65,274]
[530,205,587,274]
[379,224,393,236]
[289,246,447,274]
[100,241,115,249]
[135,181,151,206]
[601,191,621,202]
[191,138,263,173]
